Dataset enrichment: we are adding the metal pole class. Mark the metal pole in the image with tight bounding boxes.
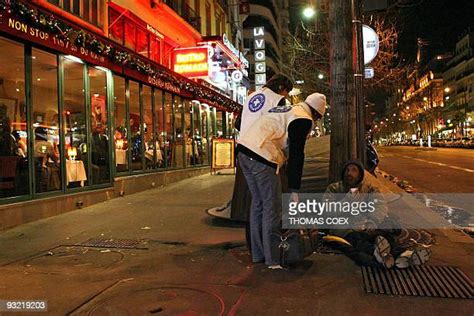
[352,0,366,164]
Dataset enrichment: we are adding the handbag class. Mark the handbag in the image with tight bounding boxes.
[270,229,316,267]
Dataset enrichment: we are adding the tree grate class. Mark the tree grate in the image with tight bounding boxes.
[361,265,474,299]
[74,238,148,249]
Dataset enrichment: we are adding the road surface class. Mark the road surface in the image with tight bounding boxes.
[377,146,474,193]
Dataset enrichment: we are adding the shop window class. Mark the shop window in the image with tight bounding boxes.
[0,37,28,199]
[113,75,128,173]
[206,2,211,35]
[163,93,174,168]
[200,105,210,165]
[142,85,154,169]
[150,39,161,64]
[154,89,165,169]
[47,0,102,27]
[129,81,142,171]
[136,29,149,58]
[32,49,62,194]
[184,100,192,166]
[173,96,185,168]
[108,5,162,64]
[63,57,89,189]
[89,67,110,185]
[108,7,124,44]
[190,101,204,165]
[216,111,224,137]
[124,22,137,51]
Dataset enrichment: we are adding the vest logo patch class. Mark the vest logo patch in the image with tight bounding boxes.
[268,105,292,113]
[248,93,266,112]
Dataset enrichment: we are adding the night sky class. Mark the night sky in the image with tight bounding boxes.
[395,0,474,63]
[288,0,474,63]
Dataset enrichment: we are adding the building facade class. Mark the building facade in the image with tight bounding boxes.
[442,31,474,138]
[241,0,290,87]
[0,0,246,230]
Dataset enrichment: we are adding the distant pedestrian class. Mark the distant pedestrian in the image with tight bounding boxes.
[237,93,326,269]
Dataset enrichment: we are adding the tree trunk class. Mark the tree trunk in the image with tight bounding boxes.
[329,0,354,183]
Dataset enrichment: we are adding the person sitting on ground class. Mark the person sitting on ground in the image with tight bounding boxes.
[323,159,431,269]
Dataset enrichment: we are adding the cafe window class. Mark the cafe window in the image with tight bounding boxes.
[108,5,162,64]
[0,37,28,198]
[32,49,62,194]
[154,89,165,169]
[173,96,185,168]
[113,75,128,173]
[47,0,103,27]
[142,85,154,169]
[163,93,174,168]
[89,66,110,185]
[129,81,142,171]
[63,57,89,189]
[200,104,209,165]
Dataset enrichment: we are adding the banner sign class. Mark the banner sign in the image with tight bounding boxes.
[253,26,266,89]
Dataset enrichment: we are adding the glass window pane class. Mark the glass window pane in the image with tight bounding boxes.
[108,8,123,44]
[136,28,149,58]
[184,100,192,166]
[163,93,173,168]
[89,67,110,185]
[216,111,223,137]
[143,85,153,169]
[113,75,128,173]
[83,0,90,21]
[92,0,99,26]
[150,38,160,63]
[32,48,61,194]
[200,105,209,165]
[63,57,88,188]
[0,37,28,198]
[73,0,80,15]
[154,89,165,169]
[64,0,71,11]
[173,96,184,168]
[192,101,204,165]
[129,81,142,171]
[124,22,136,51]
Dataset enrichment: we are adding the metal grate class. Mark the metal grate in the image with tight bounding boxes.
[75,238,148,249]
[361,265,474,299]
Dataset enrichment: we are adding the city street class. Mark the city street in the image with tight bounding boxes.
[377,146,474,193]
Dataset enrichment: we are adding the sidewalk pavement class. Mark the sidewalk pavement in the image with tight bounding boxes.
[0,137,473,315]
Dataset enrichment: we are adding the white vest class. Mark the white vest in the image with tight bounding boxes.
[239,87,285,134]
[238,103,313,171]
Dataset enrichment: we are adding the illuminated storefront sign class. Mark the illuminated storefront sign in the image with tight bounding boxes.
[253,26,266,89]
[172,47,209,78]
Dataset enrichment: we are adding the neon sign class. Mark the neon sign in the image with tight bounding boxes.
[172,47,209,78]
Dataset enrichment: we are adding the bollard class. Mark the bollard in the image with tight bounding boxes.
[428,135,432,148]
[419,139,423,147]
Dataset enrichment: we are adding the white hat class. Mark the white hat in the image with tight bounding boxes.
[305,93,326,116]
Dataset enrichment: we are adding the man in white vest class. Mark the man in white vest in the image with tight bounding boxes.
[231,75,293,227]
[237,93,327,269]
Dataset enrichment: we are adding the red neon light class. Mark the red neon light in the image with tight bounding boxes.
[172,47,209,78]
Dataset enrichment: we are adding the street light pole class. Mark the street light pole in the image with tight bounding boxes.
[352,0,366,165]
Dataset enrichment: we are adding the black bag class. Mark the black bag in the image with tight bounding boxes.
[270,230,316,266]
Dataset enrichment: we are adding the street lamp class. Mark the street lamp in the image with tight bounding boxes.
[303,6,316,18]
